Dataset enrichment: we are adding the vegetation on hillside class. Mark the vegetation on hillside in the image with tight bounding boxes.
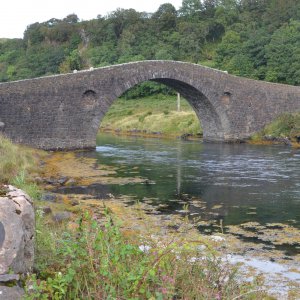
[0,0,300,90]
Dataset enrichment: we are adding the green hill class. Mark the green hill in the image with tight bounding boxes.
[0,1,300,86]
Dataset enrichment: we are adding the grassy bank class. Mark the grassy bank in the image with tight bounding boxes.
[0,135,37,182]
[250,112,300,147]
[0,135,43,197]
[100,95,202,137]
[100,96,300,148]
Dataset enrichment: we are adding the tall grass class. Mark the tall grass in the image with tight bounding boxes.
[25,210,266,300]
[0,135,42,197]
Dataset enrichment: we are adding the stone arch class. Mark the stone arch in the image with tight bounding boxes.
[96,70,229,142]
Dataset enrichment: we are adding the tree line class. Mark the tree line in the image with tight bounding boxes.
[0,0,299,94]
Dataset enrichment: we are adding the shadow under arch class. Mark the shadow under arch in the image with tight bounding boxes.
[97,77,226,141]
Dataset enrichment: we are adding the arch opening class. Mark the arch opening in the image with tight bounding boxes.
[95,77,225,143]
[99,81,202,139]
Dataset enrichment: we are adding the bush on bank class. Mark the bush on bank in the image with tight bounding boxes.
[251,113,300,143]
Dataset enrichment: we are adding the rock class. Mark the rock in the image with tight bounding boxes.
[65,178,77,186]
[0,286,24,300]
[57,176,69,185]
[0,186,34,275]
[41,206,52,215]
[263,135,292,145]
[33,176,43,184]
[210,235,225,242]
[0,274,19,283]
[52,211,72,223]
[41,193,58,202]
[180,133,192,140]
[71,200,79,206]
[277,137,292,146]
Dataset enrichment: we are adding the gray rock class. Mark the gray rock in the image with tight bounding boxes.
[65,178,77,186]
[52,211,72,223]
[0,274,19,282]
[57,176,69,185]
[0,286,24,300]
[71,200,79,206]
[41,193,58,202]
[41,206,52,215]
[0,186,34,275]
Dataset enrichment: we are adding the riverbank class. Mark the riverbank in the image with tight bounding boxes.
[100,95,202,138]
[36,149,300,299]
[1,135,299,298]
[0,137,265,299]
[100,96,300,148]
[25,151,271,299]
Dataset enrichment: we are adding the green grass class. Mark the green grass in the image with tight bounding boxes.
[25,210,265,300]
[251,112,300,142]
[100,95,202,137]
[0,135,40,183]
[0,135,42,198]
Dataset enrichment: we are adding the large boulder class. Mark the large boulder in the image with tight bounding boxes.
[0,185,35,275]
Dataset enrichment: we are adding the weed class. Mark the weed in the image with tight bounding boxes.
[25,210,266,299]
[11,170,41,199]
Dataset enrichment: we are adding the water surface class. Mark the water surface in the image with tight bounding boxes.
[70,133,300,230]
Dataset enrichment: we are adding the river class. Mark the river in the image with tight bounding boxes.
[56,133,300,251]
[87,134,299,226]
[50,133,300,296]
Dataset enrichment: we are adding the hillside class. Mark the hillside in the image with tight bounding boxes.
[0,0,299,89]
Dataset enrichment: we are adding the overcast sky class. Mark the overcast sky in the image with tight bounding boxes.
[0,0,183,39]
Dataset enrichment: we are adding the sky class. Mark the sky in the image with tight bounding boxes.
[0,0,183,39]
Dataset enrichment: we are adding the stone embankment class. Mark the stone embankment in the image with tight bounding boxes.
[0,185,35,299]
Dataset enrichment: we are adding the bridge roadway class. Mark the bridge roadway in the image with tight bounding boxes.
[0,60,299,150]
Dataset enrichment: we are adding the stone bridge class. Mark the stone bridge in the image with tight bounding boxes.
[0,60,299,150]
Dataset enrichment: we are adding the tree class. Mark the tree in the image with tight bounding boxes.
[179,0,203,20]
[24,23,45,45]
[152,3,177,32]
[63,14,79,24]
[265,20,300,85]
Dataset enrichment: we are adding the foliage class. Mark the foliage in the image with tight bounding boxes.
[1,1,300,87]
[251,112,300,141]
[25,210,265,299]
